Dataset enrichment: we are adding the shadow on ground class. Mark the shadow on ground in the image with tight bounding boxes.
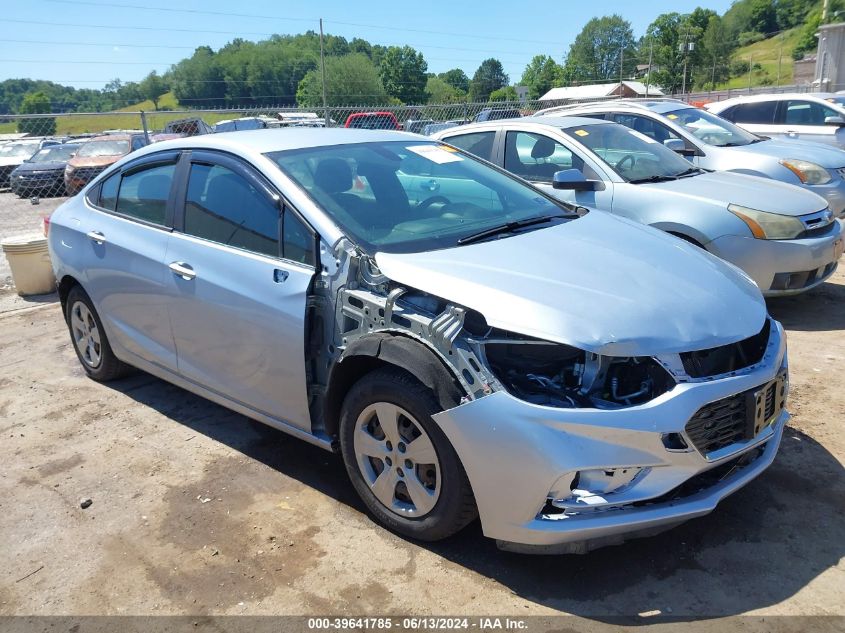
[106,373,845,621]
[768,279,845,332]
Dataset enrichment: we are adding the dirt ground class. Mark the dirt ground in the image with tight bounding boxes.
[0,190,843,623]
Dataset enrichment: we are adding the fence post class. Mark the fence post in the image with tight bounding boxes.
[139,111,150,143]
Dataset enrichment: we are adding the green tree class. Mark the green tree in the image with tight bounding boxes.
[18,91,55,135]
[469,58,508,102]
[170,46,226,108]
[562,15,636,84]
[439,68,470,93]
[489,85,518,101]
[520,55,563,99]
[695,15,732,88]
[425,76,465,103]
[139,71,167,110]
[644,12,708,93]
[296,53,388,106]
[379,46,428,104]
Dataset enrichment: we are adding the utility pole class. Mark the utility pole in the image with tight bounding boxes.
[645,38,653,97]
[747,53,753,91]
[823,0,830,21]
[619,46,624,94]
[777,34,783,86]
[319,18,329,127]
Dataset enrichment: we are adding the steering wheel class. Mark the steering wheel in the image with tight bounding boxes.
[416,195,451,211]
[616,154,636,172]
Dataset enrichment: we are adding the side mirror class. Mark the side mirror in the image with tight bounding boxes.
[663,138,686,152]
[824,115,845,126]
[552,169,599,191]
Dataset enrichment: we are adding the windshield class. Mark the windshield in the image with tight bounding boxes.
[268,141,574,254]
[76,139,130,157]
[565,123,696,182]
[666,107,760,146]
[0,143,39,159]
[28,144,79,162]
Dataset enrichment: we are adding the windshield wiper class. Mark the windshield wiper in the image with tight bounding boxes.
[457,214,571,246]
[674,167,702,178]
[628,174,678,184]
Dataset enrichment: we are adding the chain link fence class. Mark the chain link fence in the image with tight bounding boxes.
[1,84,842,201]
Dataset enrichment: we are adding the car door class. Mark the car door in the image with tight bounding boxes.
[499,129,614,209]
[775,99,843,146]
[81,151,180,372]
[164,151,316,431]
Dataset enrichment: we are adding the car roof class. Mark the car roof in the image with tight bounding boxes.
[543,99,689,116]
[128,127,429,158]
[440,116,614,134]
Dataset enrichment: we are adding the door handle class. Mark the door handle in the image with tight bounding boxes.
[169,261,196,281]
[86,230,106,245]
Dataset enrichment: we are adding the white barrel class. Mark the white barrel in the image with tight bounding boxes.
[1,234,57,296]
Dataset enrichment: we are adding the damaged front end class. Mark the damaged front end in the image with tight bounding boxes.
[311,236,786,553]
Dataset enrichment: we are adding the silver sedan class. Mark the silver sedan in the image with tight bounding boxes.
[49,128,787,553]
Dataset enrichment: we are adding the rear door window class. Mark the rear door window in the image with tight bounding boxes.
[732,101,777,124]
[114,163,175,225]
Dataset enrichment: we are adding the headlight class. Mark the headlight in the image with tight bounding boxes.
[483,336,675,409]
[728,204,805,240]
[779,159,832,185]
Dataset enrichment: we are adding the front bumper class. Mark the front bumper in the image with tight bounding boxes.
[807,177,845,218]
[432,321,788,550]
[707,220,844,296]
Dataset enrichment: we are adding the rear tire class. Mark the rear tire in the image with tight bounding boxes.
[339,366,476,541]
[65,285,132,382]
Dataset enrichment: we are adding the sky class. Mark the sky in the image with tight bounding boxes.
[1,0,736,90]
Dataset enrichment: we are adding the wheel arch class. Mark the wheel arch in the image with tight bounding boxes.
[57,274,82,314]
[322,332,468,442]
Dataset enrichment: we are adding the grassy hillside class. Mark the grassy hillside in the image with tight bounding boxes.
[718,27,801,89]
[0,92,238,135]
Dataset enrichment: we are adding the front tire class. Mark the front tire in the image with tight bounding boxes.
[339,367,476,541]
[65,285,132,381]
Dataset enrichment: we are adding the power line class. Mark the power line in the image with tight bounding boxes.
[37,1,563,47]
[0,38,196,50]
[42,0,318,23]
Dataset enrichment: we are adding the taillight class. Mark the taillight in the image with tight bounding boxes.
[42,214,51,237]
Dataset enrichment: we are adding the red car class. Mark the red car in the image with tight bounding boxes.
[344,111,400,130]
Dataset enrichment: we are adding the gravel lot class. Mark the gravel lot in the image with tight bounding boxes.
[0,190,67,288]
[0,189,843,623]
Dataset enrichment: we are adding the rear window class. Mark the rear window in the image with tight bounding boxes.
[347,115,397,130]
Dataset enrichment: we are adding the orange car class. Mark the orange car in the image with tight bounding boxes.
[63,133,181,195]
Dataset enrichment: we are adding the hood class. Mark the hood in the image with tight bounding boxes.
[13,160,67,173]
[68,155,124,169]
[375,211,766,356]
[646,171,828,216]
[733,138,845,168]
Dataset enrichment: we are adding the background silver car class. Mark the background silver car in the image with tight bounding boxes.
[539,99,845,217]
[47,128,787,553]
[706,93,845,149]
[435,117,844,296]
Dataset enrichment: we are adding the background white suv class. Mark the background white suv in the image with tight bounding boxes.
[706,93,845,149]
